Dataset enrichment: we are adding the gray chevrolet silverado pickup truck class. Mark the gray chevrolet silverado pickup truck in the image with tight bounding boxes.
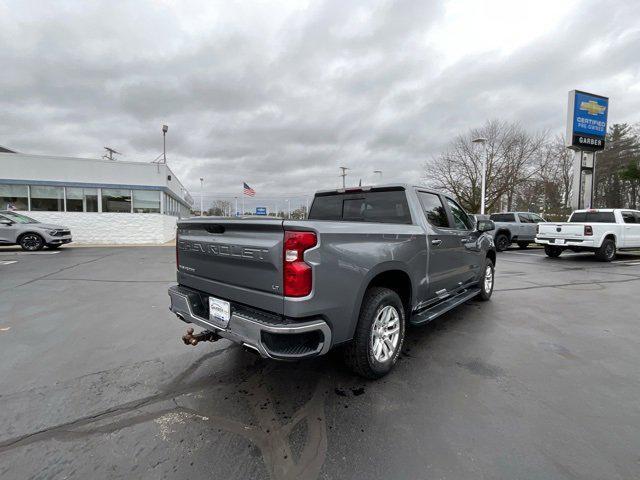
[169,184,496,378]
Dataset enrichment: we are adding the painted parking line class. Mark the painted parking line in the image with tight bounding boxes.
[0,260,18,265]
[0,251,60,255]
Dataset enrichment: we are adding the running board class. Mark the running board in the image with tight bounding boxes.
[410,287,480,325]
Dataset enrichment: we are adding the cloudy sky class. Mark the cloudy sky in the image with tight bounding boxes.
[1,0,639,201]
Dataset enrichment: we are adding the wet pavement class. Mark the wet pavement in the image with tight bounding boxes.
[1,245,639,479]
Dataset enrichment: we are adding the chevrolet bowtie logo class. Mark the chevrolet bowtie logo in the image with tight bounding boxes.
[579,100,606,116]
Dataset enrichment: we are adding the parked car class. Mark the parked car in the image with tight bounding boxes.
[489,212,547,251]
[536,208,640,261]
[0,211,72,251]
[169,184,496,378]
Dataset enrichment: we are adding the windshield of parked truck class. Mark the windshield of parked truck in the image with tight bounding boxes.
[309,188,412,224]
[569,211,616,223]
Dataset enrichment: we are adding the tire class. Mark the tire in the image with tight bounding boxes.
[544,245,562,258]
[495,233,510,252]
[477,257,494,301]
[46,244,61,250]
[344,287,405,379]
[517,242,529,249]
[19,233,45,251]
[595,238,616,262]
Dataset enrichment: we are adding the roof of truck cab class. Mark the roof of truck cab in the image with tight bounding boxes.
[314,183,443,195]
[572,208,616,212]
[490,211,542,215]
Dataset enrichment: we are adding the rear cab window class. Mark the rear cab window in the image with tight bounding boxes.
[308,187,412,224]
[569,211,616,223]
[490,213,515,222]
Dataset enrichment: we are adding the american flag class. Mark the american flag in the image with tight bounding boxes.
[243,182,256,197]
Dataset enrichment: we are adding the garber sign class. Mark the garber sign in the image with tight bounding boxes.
[566,90,609,151]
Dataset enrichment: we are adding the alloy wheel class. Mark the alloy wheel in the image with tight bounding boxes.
[22,234,42,251]
[370,305,400,362]
[484,265,493,293]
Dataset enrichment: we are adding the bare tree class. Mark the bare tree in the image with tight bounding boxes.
[530,135,573,213]
[207,199,232,216]
[423,120,547,213]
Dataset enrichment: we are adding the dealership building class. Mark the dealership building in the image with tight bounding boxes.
[0,148,193,244]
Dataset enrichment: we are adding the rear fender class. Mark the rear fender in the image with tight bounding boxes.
[347,261,416,340]
[597,232,617,248]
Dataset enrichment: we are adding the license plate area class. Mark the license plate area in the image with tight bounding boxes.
[555,239,565,245]
[208,296,231,328]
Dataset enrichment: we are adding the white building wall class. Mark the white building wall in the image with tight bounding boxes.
[0,152,190,204]
[18,211,177,245]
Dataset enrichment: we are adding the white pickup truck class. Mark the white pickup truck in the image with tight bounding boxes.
[535,209,640,261]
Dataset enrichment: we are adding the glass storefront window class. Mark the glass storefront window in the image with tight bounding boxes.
[66,187,98,212]
[0,184,29,211]
[30,186,64,211]
[133,190,160,213]
[101,188,132,213]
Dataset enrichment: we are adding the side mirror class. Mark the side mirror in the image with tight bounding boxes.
[0,219,14,226]
[477,219,495,232]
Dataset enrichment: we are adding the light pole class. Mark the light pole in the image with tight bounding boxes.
[373,170,382,183]
[162,125,168,163]
[339,166,350,188]
[199,177,204,216]
[472,137,488,214]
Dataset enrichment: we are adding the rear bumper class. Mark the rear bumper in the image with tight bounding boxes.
[168,284,332,360]
[535,237,595,248]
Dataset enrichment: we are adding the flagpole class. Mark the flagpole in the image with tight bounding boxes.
[242,188,245,216]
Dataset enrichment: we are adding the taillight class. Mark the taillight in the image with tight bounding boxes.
[283,230,317,297]
[584,225,593,236]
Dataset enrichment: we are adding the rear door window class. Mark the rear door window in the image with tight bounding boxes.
[622,211,636,224]
[570,211,616,223]
[416,192,449,228]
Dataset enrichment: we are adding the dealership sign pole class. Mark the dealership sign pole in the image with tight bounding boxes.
[566,90,609,210]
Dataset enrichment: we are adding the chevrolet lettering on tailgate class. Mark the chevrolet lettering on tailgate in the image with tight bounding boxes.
[178,240,269,261]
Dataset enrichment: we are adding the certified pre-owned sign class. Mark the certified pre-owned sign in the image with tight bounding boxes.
[566,90,609,151]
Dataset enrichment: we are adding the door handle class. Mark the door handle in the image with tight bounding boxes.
[460,237,469,243]
[431,239,442,246]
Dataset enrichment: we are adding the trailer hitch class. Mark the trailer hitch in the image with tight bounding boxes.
[182,327,220,346]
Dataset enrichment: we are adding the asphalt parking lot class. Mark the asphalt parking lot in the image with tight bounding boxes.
[1,245,639,480]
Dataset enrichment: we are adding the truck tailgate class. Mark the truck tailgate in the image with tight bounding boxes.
[176,218,284,314]
[538,223,584,239]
